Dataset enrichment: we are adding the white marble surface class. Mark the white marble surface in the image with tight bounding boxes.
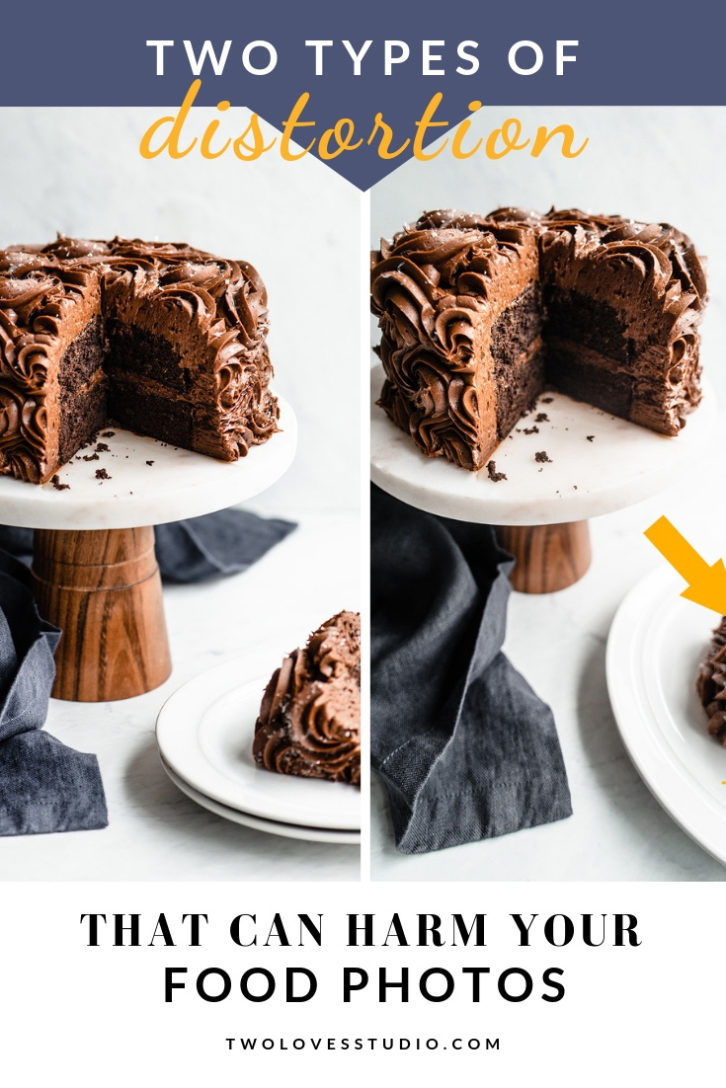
[0,511,360,881]
[371,426,726,881]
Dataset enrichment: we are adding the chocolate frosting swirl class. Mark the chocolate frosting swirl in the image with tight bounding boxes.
[253,611,361,786]
[0,235,278,481]
[371,207,707,470]
[697,617,726,745]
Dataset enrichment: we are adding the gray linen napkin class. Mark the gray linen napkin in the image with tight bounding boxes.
[372,485,572,854]
[0,551,107,835]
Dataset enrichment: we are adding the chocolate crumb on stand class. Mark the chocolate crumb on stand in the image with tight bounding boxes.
[95,467,110,481]
[486,460,507,482]
[535,451,552,464]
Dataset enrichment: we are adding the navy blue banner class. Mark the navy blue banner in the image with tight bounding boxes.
[1,0,722,188]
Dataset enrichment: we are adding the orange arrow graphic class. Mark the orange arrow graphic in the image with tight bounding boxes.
[644,516,726,615]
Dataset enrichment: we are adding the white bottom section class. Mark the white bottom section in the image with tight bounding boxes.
[0,880,720,1085]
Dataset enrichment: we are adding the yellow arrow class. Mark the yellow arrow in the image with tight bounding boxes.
[644,516,726,615]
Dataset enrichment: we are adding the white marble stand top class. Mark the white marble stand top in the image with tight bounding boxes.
[0,394,297,530]
[371,365,716,525]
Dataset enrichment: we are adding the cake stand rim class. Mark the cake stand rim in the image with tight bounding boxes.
[370,364,718,526]
[0,392,297,530]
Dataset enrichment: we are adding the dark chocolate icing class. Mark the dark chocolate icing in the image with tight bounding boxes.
[0,236,279,482]
[697,617,726,744]
[371,208,707,471]
[253,611,361,786]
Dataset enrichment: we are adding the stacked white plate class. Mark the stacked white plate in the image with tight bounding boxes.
[156,658,360,844]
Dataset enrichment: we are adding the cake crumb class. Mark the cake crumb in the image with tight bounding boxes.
[82,452,99,462]
[145,460,154,466]
[95,468,111,481]
[541,396,554,404]
[535,412,549,423]
[586,434,595,442]
[101,430,115,438]
[51,475,69,491]
[523,425,539,435]
[535,451,552,464]
[95,442,109,453]
[486,460,507,482]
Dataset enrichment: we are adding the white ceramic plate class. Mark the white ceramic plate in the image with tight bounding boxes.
[607,566,726,867]
[159,756,359,845]
[155,657,361,833]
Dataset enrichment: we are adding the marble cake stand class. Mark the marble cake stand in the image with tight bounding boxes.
[0,395,297,701]
[370,365,716,593]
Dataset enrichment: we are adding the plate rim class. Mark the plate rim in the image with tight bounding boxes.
[159,755,360,845]
[606,565,726,869]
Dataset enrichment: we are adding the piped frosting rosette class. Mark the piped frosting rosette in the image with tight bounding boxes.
[253,611,361,786]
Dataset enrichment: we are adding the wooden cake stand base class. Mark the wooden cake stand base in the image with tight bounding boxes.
[0,396,297,702]
[32,526,171,701]
[370,365,715,595]
[496,520,591,594]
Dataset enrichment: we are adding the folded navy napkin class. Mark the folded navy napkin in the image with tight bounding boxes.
[0,551,107,835]
[0,508,296,836]
[371,485,572,854]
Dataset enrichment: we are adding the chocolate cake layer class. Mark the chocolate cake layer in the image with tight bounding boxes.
[105,320,190,393]
[0,236,279,483]
[371,207,707,470]
[108,379,194,449]
[253,611,361,786]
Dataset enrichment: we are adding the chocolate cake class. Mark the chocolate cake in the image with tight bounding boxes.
[253,611,361,786]
[696,617,726,744]
[371,208,707,470]
[0,236,278,483]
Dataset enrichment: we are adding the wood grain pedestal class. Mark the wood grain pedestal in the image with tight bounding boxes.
[496,520,592,594]
[31,526,172,702]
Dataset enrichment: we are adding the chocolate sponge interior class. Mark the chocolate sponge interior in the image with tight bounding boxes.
[57,316,195,460]
[483,282,643,442]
